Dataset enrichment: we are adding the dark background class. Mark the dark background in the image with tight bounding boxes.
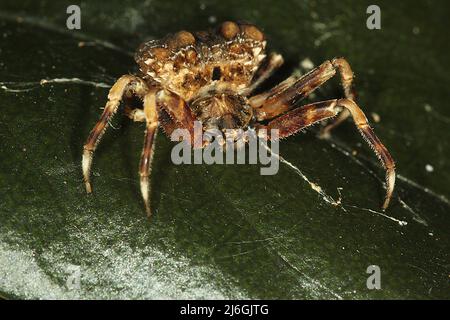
[0,0,449,299]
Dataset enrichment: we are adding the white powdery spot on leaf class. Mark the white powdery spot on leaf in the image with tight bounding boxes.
[0,238,249,299]
[0,242,77,299]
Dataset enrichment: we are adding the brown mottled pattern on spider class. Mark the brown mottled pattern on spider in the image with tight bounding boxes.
[134,21,267,102]
[82,21,396,218]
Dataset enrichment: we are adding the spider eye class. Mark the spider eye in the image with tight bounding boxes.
[212,66,221,81]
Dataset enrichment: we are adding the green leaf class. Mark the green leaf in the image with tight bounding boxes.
[0,0,449,299]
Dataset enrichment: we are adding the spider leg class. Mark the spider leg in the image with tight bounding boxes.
[332,58,355,99]
[248,74,300,108]
[249,58,356,121]
[156,90,202,147]
[319,58,356,138]
[82,75,148,193]
[250,60,336,120]
[243,52,284,95]
[260,98,395,210]
[262,99,339,137]
[139,89,159,217]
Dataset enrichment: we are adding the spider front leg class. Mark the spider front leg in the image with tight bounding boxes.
[156,90,203,147]
[139,90,201,216]
[260,99,395,210]
[249,58,356,121]
[139,90,159,217]
[82,75,148,193]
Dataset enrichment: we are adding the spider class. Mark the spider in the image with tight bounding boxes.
[82,21,395,217]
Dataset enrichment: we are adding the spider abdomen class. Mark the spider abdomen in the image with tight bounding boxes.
[135,21,267,102]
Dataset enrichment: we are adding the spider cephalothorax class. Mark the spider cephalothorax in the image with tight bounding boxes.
[82,21,396,217]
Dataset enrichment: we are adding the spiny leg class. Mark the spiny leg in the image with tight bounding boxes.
[156,90,202,147]
[262,99,340,138]
[249,58,356,121]
[82,75,147,193]
[250,60,337,120]
[320,58,356,138]
[337,99,395,210]
[139,90,159,217]
[156,90,196,132]
[332,58,355,100]
[260,98,395,210]
[243,52,284,95]
[248,74,299,109]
